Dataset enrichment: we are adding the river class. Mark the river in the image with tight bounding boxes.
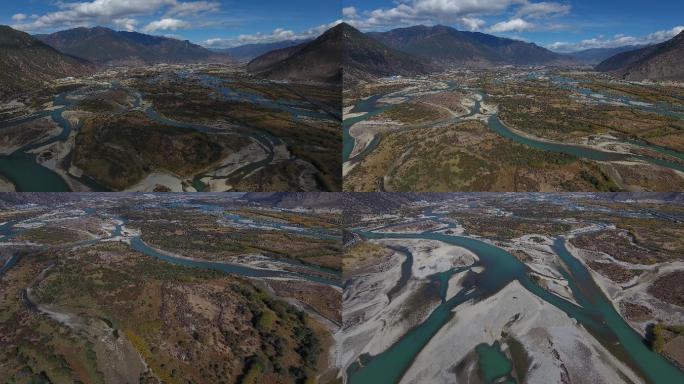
[0,206,341,288]
[343,79,684,176]
[345,216,684,384]
[0,71,333,192]
[111,211,342,288]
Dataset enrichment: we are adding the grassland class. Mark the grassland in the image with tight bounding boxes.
[1,64,341,192]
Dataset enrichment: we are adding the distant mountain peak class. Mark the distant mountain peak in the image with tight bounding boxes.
[1,24,92,98]
[366,24,573,67]
[247,24,342,83]
[567,45,649,65]
[342,23,432,84]
[36,26,230,65]
[217,38,311,61]
[596,31,684,82]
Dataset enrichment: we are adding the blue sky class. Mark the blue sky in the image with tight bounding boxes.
[343,0,684,52]
[2,0,341,48]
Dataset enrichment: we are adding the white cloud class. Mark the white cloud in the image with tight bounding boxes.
[344,0,569,32]
[11,13,27,22]
[548,25,684,52]
[343,7,357,18]
[166,1,220,17]
[203,20,342,49]
[487,18,535,33]
[143,18,191,33]
[409,0,517,17]
[10,0,218,33]
[113,17,138,31]
[646,25,684,41]
[344,0,519,30]
[516,1,570,19]
[459,17,486,31]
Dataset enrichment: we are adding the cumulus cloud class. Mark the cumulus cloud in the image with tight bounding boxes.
[548,25,684,52]
[343,0,569,32]
[459,17,486,31]
[11,13,27,22]
[516,1,570,19]
[142,18,191,33]
[203,20,342,49]
[343,0,511,30]
[113,17,138,31]
[342,7,357,18]
[10,0,217,33]
[487,18,535,33]
[166,1,220,17]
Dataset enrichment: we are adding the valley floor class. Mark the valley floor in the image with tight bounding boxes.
[342,193,684,384]
[0,193,342,384]
[343,68,684,192]
[0,63,342,192]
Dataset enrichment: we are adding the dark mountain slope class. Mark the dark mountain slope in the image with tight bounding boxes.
[247,24,342,83]
[595,45,662,73]
[240,192,344,210]
[567,45,647,65]
[368,25,573,67]
[0,25,92,98]
[343,23,432,84]
[36,27,230,65]
[218,39,310,61]
[596,31,684,82]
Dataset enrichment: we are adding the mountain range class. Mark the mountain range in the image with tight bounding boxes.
[566,45,648,65]
[247,23,342,83]
[36,27,230,66]
[343,23,432,84]
[216,39,310,61]
[341,23,580,84]
[0,25,92,98]
[240,192,343,210]
[3,20,683,100]
[367,25,574,67]
[596,30,684,82]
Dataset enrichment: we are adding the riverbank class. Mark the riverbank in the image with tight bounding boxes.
[402,280,642,383]
[342,238,478,380]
